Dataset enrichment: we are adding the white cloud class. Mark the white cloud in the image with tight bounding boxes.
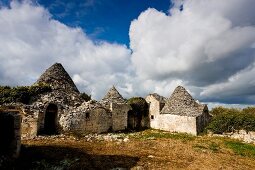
[1,0,255,106]
[0,1,131,99]
[129,0,255,104]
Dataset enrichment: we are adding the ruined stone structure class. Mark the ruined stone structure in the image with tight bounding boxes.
[60,86,131,134]
[10,63,131,138]
[127,97,150,130]
[1,62,212,148]
[0,107,21,160]
[146,86,210,135]
[100,86,131,131]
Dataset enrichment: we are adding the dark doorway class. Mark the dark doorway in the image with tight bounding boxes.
[43,104,58,135]
[127,110,142,130]
[0,113,15,155]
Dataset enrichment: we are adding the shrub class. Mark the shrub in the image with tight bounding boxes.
[80,92,91,102]
[0,84,51,105]
[206,107,255,134]
[243,107,255,115]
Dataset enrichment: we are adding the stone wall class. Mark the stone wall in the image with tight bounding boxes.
[196,108,211,134]
[128,112,150,130]
[212,130,255,144]
[111,103,130,131]
[146,95,164,129]
[145,87,210,135]
[0,110,21,158]
[59,102,112,135]
[151,114,198,135]
[21,115,38,139]
[146,95,161,117]
[20,101,65,138]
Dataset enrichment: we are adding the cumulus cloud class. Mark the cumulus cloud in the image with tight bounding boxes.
[130,0,255,104]
[1,0,255,106]
[0,1,132,99]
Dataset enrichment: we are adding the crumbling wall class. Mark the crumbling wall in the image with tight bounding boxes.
[60,102,112,135]
[21,115,38,139]
[196,108,211,134]
[0,110,21,159]
[111,103,130,131]
[127,111,150,130]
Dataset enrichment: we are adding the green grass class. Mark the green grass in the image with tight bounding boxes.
[193,142,220,152]
[208,142,220,152]
[225,140,255,158]
[130,129,196,142]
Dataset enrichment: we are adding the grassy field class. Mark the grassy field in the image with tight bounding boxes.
[9,129,255,169]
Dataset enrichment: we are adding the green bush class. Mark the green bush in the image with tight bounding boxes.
[0,83,51,105]
[80,92,91,102]
[207,107,255,134]
[242,107,255,114]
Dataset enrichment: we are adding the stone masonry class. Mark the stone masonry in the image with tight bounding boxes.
[16,63,131,138]
[146,86,210,135]
[100,86,131,131]
[0,107,21,160]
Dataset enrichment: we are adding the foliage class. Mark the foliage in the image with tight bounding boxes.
[209,106,232,116]
[130,129,195,142]
[207,107,255,134]
[80,92,91,102]
[127,97,148,116]
[242,107,255,114]
[0,83,51,105]
[225,140,255,158]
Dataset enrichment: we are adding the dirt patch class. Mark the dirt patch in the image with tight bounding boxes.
[5,130,255,169]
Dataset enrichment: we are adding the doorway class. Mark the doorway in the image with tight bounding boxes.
[0,113,15,155]
[43,104,58,135]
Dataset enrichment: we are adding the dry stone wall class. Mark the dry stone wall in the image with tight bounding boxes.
[111,103,130,131]
[60,101,112,134]
[212,130,255,144]
[0,109,21,159]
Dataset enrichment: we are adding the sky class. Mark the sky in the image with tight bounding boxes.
[0,0,255,108]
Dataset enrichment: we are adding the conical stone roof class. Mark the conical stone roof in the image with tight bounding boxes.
[161,86,205,117]
[101,86,126,104]
[35,63,79,93]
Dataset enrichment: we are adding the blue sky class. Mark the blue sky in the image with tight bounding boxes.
[37,0,172,45]
[0,0,255,107]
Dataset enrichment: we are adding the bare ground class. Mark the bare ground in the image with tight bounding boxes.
[11,130,255,170]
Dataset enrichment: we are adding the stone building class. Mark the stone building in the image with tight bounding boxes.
[0,107,21,160]
[146,86,210,135]
[14,63,130,138]
[60,86,131,134]
[100,86,131,131]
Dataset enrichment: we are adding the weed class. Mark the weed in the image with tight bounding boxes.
[208,142,220,152]
[225,140,255,158]
[131,129,195,142]
[193,142,220,152]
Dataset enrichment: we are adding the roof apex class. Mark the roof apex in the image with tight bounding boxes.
[101,85,125,103]
[35,62,79,93]
[161,86,205,117]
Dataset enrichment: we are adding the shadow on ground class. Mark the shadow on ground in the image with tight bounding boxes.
[11,145,139,170]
